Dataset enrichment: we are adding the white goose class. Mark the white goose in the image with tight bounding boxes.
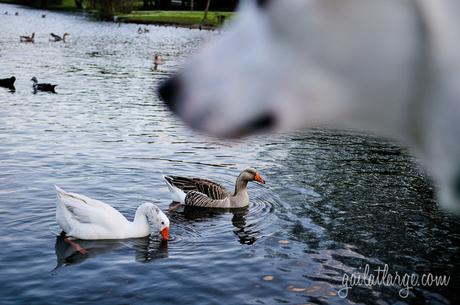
[55,186,169,240]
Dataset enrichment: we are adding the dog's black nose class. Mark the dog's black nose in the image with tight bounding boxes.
[158,75,181,113]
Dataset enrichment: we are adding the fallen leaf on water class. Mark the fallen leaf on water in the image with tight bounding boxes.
[287,285,307,292]
[278,240,290,245]
[306,285,321,293]
[263,275,274,281]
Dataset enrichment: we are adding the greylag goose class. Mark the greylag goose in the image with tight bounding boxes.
[49,32,69,42]
[31,76,57,93]
[0,76,16,90]
[55,186,170,240]
[20,32,35,43]
[163,168,265,208]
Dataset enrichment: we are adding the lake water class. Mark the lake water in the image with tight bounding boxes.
[0,3,459,304]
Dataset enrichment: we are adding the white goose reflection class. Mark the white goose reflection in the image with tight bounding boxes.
[53,233,168,269]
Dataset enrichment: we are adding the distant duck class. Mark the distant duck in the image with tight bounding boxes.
[0,76,16,90]
[49,32,69,42]
[14,12,18,16]
[42,14,46,18]
[153,53,164,71]
[20,32,35,43]
[4,11,8,15]
[154,53,164,65]
[163,168,266,208]
[137,27,149,34]
[31,76,57,93]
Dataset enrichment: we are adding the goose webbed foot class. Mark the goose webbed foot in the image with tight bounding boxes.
[64,237,88,255]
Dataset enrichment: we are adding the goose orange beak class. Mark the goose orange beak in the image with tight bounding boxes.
[255,172,265,184]
[161,227,169,240]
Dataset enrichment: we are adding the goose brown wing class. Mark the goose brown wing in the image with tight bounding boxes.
[184,191,227,207]
[166,175,230,199]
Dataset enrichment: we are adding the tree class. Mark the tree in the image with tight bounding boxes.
[202,0,211,22]
[75,0,83,9]
[92,0,135,18]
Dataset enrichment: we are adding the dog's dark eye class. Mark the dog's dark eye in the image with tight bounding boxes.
[256,0,270,8]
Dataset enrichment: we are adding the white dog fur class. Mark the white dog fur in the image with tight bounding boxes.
[160,0,460,211]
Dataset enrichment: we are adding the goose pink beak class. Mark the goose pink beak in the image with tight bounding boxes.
[161,227,169,240]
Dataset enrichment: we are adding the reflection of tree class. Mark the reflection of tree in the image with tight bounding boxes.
[53,234,168,270]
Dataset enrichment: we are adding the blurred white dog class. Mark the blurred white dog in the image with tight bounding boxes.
[159,0,460,211]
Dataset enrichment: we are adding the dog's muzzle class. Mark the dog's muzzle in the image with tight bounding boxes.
[158,74,276,138]
[159,75,182,113]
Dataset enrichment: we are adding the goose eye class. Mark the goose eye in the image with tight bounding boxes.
[161,221,165,225]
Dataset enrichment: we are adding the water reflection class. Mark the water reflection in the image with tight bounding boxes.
[54,234,168,269]
[169,204,258,245]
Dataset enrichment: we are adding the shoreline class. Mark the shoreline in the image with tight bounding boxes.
[0,1,232,30]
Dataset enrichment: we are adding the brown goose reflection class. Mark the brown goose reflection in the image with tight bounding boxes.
[169,204,259,245]
[53,233,168,269]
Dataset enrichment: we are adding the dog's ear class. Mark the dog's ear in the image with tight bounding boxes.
[256,0,271,8]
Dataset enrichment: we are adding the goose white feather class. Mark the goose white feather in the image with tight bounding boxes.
[55,186,169,240]
[163,175,187,203]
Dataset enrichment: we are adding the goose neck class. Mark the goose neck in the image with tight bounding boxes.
[130,207,151,236]
[233,175,249,196]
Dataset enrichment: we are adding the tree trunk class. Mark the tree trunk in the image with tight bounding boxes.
[75,0,83,9]
[190,0,194,11]
[202,0,211,21]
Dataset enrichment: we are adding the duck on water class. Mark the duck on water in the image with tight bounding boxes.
[20,32,35,43]
[31,76,57,93]
[49,33,69,42]
[0,76,16,91]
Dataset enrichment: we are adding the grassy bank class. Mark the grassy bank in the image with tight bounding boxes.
[0,1,233,28]
[117,11,233,28]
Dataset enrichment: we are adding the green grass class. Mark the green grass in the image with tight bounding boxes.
[0,1,233,27]
[117,11,233,27]
[46,0,77,11]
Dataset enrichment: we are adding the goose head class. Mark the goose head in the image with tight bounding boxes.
[240,168,266,184]
[140,203,170,240]
[30,76,38,83]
